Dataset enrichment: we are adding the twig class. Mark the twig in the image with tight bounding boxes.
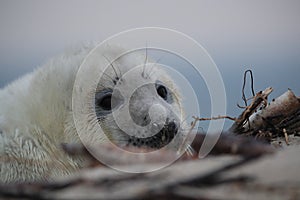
[230,87,273,133]
[193,115,236,121]
[283,128,289,145]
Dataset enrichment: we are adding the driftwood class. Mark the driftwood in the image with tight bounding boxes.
[59,133,275,169]
[190,133,274,157]
[192,87,300,143]
[0,157,255,200]
[0,132,275,200]
[62,133,275,167]
[228,88,300,142]
[1,146,299,200]
[229,87,274,133]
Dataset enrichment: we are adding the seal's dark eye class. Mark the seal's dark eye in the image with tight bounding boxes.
[96,89,124,113]
[157,85,168,100]
[98,94,112,110]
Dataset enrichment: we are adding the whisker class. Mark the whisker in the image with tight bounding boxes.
[146,55,164,79]
[185,144,197,157]
[102,54,121,84]
[142,45,148,78]
[97,69,118,86]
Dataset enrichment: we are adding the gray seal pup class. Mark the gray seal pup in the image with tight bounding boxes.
[0,44,186,183]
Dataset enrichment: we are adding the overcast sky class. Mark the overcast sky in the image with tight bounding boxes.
[0,0,299,129]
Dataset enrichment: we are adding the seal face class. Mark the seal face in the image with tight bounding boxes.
[94,50,184,149]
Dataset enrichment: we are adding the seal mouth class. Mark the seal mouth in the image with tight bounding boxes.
[127,121,179,149]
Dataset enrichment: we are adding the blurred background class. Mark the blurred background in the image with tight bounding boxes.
[0,0,299,130]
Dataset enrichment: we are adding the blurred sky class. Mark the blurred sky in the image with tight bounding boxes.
[0,0,299,130]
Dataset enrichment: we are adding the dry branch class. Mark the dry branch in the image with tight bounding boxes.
[229,87,273,133]
[229,88,300,141]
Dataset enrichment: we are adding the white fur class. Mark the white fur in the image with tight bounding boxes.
[0,45,94,182]
[0,44,184,183]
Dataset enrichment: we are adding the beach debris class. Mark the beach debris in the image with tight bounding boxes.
[195,70,300,142]
[230,87,300,141]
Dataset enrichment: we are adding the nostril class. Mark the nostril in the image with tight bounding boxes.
[140,115,150,126]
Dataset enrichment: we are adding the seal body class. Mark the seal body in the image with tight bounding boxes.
[0,44,184,183]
